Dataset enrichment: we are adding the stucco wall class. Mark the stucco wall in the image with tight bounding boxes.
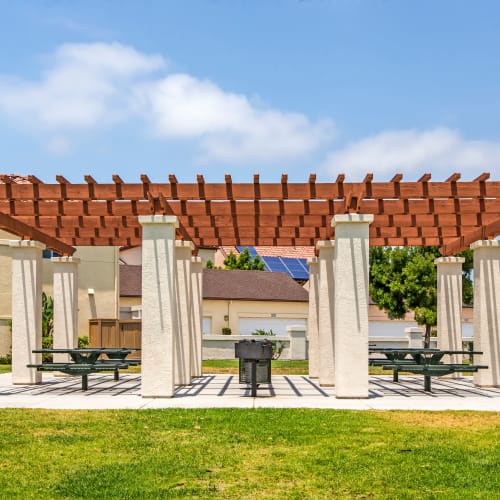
[0,234,119,355]
[203,299,308,335]
[119,246,142,265]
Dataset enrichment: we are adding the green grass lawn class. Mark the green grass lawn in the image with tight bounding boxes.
[203,360,397,376]
[0,364,11,374]
[0,408,498,498]
[203,359,309,375]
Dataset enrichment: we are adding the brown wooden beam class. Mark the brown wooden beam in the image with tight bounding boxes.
[0,213,75,255]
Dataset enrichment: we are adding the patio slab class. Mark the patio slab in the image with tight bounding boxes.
[0,372,499,411]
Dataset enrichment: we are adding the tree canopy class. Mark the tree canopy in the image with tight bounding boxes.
[224,248,265,270]
[369,246,473,347]
[206,248,265,271]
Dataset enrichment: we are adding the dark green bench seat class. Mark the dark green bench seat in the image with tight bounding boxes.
[380,362,488,391]
[27,361,129,390]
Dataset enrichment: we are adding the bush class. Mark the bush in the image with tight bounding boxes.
[221,327,232,335]
[251,329,284,360]
[0,353,12,365]
[78,336,90,348]
[42,335,53,362]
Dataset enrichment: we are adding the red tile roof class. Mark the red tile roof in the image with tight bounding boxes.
[253,246,315,258]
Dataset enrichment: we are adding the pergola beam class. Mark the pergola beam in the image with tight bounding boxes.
[0,213,75,255]
[0,173,498,254]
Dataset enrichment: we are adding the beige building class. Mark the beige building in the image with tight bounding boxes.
[120,266,309,336]
[0,230,119,356]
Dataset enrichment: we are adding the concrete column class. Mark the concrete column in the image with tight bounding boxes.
[471,240,500,387]
[174,241,194,386]
[10,240,45,384]
[288,325,307,360]
[332,214,373,398]
[191,257,203,377]
[316,240,335,386]
[139,215,178,398]
[307,257,320,377]
[52,257,80,364]
[406,327,424,348]
[435,257,465,370]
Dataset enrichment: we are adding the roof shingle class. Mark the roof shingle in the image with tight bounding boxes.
[203,269,308,302]
[120,265,309,302]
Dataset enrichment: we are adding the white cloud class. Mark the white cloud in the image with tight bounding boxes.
[0,42,165,129]
[322,128,500,180]
[0,42,333,162]
[46,136,72,155]
[137,73,334,163]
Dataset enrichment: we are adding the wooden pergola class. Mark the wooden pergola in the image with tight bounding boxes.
[0,172,499,256]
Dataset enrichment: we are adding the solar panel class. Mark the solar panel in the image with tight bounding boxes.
[261,256,288,273]
[282,258,309,279]
[236,246,258,257]
[260,256,310,280]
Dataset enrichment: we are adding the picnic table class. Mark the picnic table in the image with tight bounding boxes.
[28,348,140,390]
[369,348,488,392]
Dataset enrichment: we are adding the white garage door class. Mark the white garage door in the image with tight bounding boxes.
[238,318,306,336]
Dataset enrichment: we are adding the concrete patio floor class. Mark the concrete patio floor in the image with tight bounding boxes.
[1,372,500,411]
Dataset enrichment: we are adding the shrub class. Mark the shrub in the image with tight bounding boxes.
[251,329,284,360]
[78,336,90,348]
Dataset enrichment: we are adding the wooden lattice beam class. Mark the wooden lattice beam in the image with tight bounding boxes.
[0,212,75,255]
[0,173,498,253]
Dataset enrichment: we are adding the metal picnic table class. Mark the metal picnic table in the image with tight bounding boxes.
[29,348,140,390]
[369,348,488,392]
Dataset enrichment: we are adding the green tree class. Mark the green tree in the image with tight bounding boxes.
[458,248,474,305]
[41,292,54,361]
[42,292,54,337]
[223,248,265,271]
[369,246,473,348]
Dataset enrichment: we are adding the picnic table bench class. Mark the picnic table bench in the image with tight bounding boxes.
[28,348,140,390]
[369,348,488,392]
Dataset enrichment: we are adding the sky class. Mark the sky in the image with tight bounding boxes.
[0,0,499,184]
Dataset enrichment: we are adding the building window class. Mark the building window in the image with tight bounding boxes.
[42,249,61,259]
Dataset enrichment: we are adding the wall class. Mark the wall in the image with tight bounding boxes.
[203,335,291,360]
[197,248,216,266]
[0,231,120,355]
[119,246,142,265]
[203,298,309,335]
[42,246,120,338]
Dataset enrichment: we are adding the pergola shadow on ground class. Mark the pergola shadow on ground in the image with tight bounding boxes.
[1,373,499,411]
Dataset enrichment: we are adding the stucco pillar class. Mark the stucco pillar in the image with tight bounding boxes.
[307,257,320,377]
[52,256,80,364]
[288,325,307,359]
[435,257,465,371]
[471,240,500,387]
[191,256,203,377]
[174,241,194,386]
[10,240,45,384]
[332,214,373,398]
[316,241,335,386]
[406,327,424,348]
[139,215,178,398]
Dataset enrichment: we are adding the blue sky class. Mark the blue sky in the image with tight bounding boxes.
[0,0,499,183]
